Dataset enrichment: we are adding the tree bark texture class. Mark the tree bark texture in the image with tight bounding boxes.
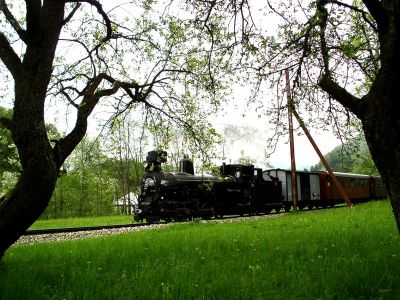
[362,1,400,230]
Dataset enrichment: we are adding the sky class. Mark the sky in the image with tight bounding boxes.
[211,106,340,170]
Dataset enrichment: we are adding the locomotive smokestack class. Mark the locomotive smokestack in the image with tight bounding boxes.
[145,150,167,172]
[179,154,194,175]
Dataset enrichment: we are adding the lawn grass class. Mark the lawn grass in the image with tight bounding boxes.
[29,215,134,230]
[1,200,400,299]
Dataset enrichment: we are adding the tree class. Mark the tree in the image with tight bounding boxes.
[0,1,225,261]
[263,0,400,230]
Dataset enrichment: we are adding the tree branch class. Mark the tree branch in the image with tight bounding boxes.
[62,3,82,25]
[362,0,387,30]
[52,73,143,167]
[65,0,112,42]
[318,73,365,118]
[0,0,28,42]
[329,0,378,32]
[317,0,330,75]
[0,32,21,78]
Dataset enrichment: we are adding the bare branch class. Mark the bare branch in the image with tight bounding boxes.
[317,0,330,76]
[62,3,82,25]
[318,73,365,118]
[0,0,28,42]
[52,73,144,167]
[65,0,112,42]
[0,32,21,78]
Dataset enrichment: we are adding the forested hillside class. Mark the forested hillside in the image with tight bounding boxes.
[311,137,378,175]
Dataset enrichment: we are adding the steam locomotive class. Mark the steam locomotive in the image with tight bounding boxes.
[133,150,283,223]
[133,151,387,223]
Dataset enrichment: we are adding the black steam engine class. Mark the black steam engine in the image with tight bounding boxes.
[134,151,283,223]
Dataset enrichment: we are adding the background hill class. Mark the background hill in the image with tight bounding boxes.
[310,136,379,175]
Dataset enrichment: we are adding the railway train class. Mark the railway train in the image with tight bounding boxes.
[133,150,387,223]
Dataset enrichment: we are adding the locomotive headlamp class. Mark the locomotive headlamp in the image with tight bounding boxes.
[144,177,155,190]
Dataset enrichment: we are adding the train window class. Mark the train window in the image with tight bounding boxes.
[235,171,241,179]
[350,179,355,188]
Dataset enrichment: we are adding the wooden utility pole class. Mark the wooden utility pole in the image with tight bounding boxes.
[285,69,298,210]
[284,69,352,208]
[291,108,352,207]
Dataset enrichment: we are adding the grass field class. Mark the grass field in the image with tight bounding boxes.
[29,215,134,230]
[1,200,400,299]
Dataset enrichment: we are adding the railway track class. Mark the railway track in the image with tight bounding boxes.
[24,222,155,236]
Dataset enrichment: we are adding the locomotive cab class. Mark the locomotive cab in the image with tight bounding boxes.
[220,164,262,183]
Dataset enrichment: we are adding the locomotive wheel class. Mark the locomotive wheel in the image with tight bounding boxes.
[274,208,281,213]
[308,204,313,210]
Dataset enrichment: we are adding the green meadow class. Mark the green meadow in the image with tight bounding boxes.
[1,200,399,299]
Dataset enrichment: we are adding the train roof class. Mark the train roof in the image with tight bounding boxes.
[329,172,376,179]
[264,168,320,175]
[265,168,381,179]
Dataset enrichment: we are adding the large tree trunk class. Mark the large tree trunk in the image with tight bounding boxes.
[362,66,400,232]
[0,153,58,261]
[361,0,400,231]
[363,90,400,231]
